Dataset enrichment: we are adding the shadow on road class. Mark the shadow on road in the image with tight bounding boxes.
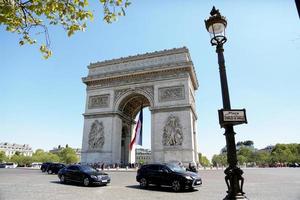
[49,181,108,188]
[126,185,198,193]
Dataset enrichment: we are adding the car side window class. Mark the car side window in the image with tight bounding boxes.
[148,165,160,171]
[67,166,79,171]
[161,166,170,173]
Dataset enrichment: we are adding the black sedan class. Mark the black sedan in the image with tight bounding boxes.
[47,163,65,174]
[58,164,110,186]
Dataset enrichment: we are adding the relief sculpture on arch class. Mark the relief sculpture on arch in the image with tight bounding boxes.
[162,115,183,146]
[88,120,105,150]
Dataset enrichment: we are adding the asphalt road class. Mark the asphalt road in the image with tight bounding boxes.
[0,168,299,200]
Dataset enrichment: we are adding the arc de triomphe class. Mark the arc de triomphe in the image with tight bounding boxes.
[81,47,199,165]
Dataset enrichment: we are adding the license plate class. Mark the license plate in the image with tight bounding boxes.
[102,180,108,183]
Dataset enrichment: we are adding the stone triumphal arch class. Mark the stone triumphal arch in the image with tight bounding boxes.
[81,47,199,165]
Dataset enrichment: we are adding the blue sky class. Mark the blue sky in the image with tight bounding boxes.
[1,1,299,160]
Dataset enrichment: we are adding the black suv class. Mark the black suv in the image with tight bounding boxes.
[47,163,66,174]
[136,163,202,192]
[41,162,52,172]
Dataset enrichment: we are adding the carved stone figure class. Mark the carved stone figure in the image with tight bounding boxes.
[162,115,183,146]
[88,120,105,150]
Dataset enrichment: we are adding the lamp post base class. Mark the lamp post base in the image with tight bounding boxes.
[223,194,248,200]
[223,166,247,200]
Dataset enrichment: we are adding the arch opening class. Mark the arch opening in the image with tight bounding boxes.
[118,93,151,165]
[118,93,150,118]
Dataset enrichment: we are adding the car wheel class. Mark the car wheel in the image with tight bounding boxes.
[83,178,90,186]
[171,180,181,192]
[60,175,66,183]
[42,168,46,172]
[48,170,52,174]
[139,178,148,188]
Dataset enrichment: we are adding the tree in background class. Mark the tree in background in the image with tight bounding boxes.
[254,151,270,167]
[213,142,300,167]
[0,151,7,163]
[10,154,33,166]
[212,153,227,167]
[0,0,130,58]
[221,140,255,154]
[236,140,254,147]
[31,149,60,163]
[58,147,78,164]
[9,154,19,164]
[198,153,211,167]
[237,146,255,165]
[270,143,300,164]
[237,155,247,166]
[3,148,79,166]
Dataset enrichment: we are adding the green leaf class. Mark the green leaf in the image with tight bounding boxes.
[1,0,131,59]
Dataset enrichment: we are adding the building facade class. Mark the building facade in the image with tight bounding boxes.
[135,148,151,164]
[0,142,33,158]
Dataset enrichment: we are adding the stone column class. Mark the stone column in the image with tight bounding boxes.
[111,115,122,164]
[124,125,131,164]
[151,109,196,165]
[193,118,199,163]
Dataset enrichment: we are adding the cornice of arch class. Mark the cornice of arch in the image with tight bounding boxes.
[83,65,198,90]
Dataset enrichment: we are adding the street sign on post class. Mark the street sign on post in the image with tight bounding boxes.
[218,109,247,127]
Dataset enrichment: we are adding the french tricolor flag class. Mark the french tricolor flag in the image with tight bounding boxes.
[129,106,143,150]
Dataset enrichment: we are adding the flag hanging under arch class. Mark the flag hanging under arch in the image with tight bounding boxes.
[129,106,143,150]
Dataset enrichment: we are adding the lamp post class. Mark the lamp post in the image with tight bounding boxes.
[205,7,247,200]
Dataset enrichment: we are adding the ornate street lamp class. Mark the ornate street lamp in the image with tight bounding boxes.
[205,7,247,200]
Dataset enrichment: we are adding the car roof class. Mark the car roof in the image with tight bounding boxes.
[67,164,81,167]
[142,163,163,166]
[141,163,167,168]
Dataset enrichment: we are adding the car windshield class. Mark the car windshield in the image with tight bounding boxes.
[167,164,186,173]
[80,165,97,173]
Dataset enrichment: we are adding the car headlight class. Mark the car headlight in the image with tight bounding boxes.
[90,175,97,179]
[184,176,193,180]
